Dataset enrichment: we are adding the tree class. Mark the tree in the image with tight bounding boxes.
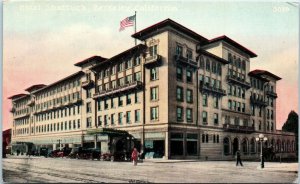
[282,110,298,155]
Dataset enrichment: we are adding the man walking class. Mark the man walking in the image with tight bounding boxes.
[236,150,243,166]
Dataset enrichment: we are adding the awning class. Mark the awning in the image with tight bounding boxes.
[86,128,131,137]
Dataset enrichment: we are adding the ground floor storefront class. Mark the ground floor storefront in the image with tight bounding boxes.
[11,126,296,160]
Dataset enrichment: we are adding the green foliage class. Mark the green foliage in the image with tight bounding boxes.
[282,110,298,134]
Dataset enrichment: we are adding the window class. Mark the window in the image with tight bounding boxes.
[104,68,110,77]
[199,56,204,69]
[205,76,210,86]
[150,67,158,80]
[104,115,108,126]
[186,70,193,83]
[214,113,219,124]
[176,86,184,102]
[118,62,123,72]
[237,102,241,112]
[241,89,245,98]
[135,110,140,123]
[110,98,115,108]
[125,59,132,69]
[177,106,183,121]
[96,100,101,111]
[73,120,76,129]
[112,80,117,89]
[111,65,116,75]
[176,45,183,56]
[242,103,245,112]
[86,117,92,128]
[206,59,210,71]
[126,111,131,124]
[126,75,133,84]
[150,87,158,101]
[104,99,109,109]
[119,77,125,86]
[150,107,159,121]
[111,114,115,125]
[118,96,123,106]
[234,117,239,125]
[202,111,207,124]
[134,56,141,66]
[186,89,193,103]
[118,112,123,125]
[135,92,140,103]
[149,45,158,56]
[228,100,232,110]
[212,61,217,73]
[186,49,192,60]
[98,116,102,126]
[134,72,141,81]
[203,94,207,106]
[126,94,132,105]
[186,108,193,122]
[213,96,218,108]
[86,102,92,113]
[176,67,183,81]
[259,121,262,130]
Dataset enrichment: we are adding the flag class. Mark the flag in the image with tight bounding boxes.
[119,15,136,32]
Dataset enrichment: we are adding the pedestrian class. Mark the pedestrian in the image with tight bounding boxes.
[236,150,243,166]
[131,148,139,166]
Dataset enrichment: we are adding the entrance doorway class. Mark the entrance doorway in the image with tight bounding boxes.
[233,138,239,155]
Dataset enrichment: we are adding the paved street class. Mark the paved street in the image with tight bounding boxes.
[2,156,298,183]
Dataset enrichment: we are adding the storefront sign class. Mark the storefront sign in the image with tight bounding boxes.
[145,132,165,139]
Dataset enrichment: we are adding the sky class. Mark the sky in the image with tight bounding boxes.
[3,1,299,131]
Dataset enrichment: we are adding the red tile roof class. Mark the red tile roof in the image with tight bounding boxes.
[74,55,107,67]
[249,69,281,80]
[25,84,47,92]
[207,35,257,58]
[132,18,208,44]
[90,44,147,71]
[8,94,28,100]
[32,71,84,94]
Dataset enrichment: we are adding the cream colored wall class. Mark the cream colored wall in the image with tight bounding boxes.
[144,32,169,124]
[168,31,198,125]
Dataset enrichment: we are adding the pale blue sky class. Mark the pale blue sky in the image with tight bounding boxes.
[3,1,299,130]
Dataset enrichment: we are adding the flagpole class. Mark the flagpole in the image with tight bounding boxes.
[134,11,137,46]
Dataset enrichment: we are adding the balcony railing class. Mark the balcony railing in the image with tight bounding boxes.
[266,90,278,98]
[93,81,143,99]
[81,79,94,89]
[10,107,16,113]
[250,96,268,107]
[174,55,198,68]
[26,99,35,106]
[200,83,226,96]
[226,75,251,89]
[223,123,255,133]
[34,97,82,114]
[145,54,162,67]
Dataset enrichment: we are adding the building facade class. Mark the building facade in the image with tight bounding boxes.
[9,19,296,159]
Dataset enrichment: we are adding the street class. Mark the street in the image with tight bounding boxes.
[2,156,298,183]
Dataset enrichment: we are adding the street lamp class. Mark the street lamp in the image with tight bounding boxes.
[256,134,268,168]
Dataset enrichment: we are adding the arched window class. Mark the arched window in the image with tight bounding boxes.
[287,141,290,152]
[223,137,230,155]
[202,134,205,143]
[242,138,248,154]
[250,138,255,154]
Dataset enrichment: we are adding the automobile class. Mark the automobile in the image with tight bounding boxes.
[40,147,49,157]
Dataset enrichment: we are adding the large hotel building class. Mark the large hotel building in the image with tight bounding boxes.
[9,19,296,159]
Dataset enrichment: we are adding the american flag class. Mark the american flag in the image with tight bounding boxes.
[119,15,136,31]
